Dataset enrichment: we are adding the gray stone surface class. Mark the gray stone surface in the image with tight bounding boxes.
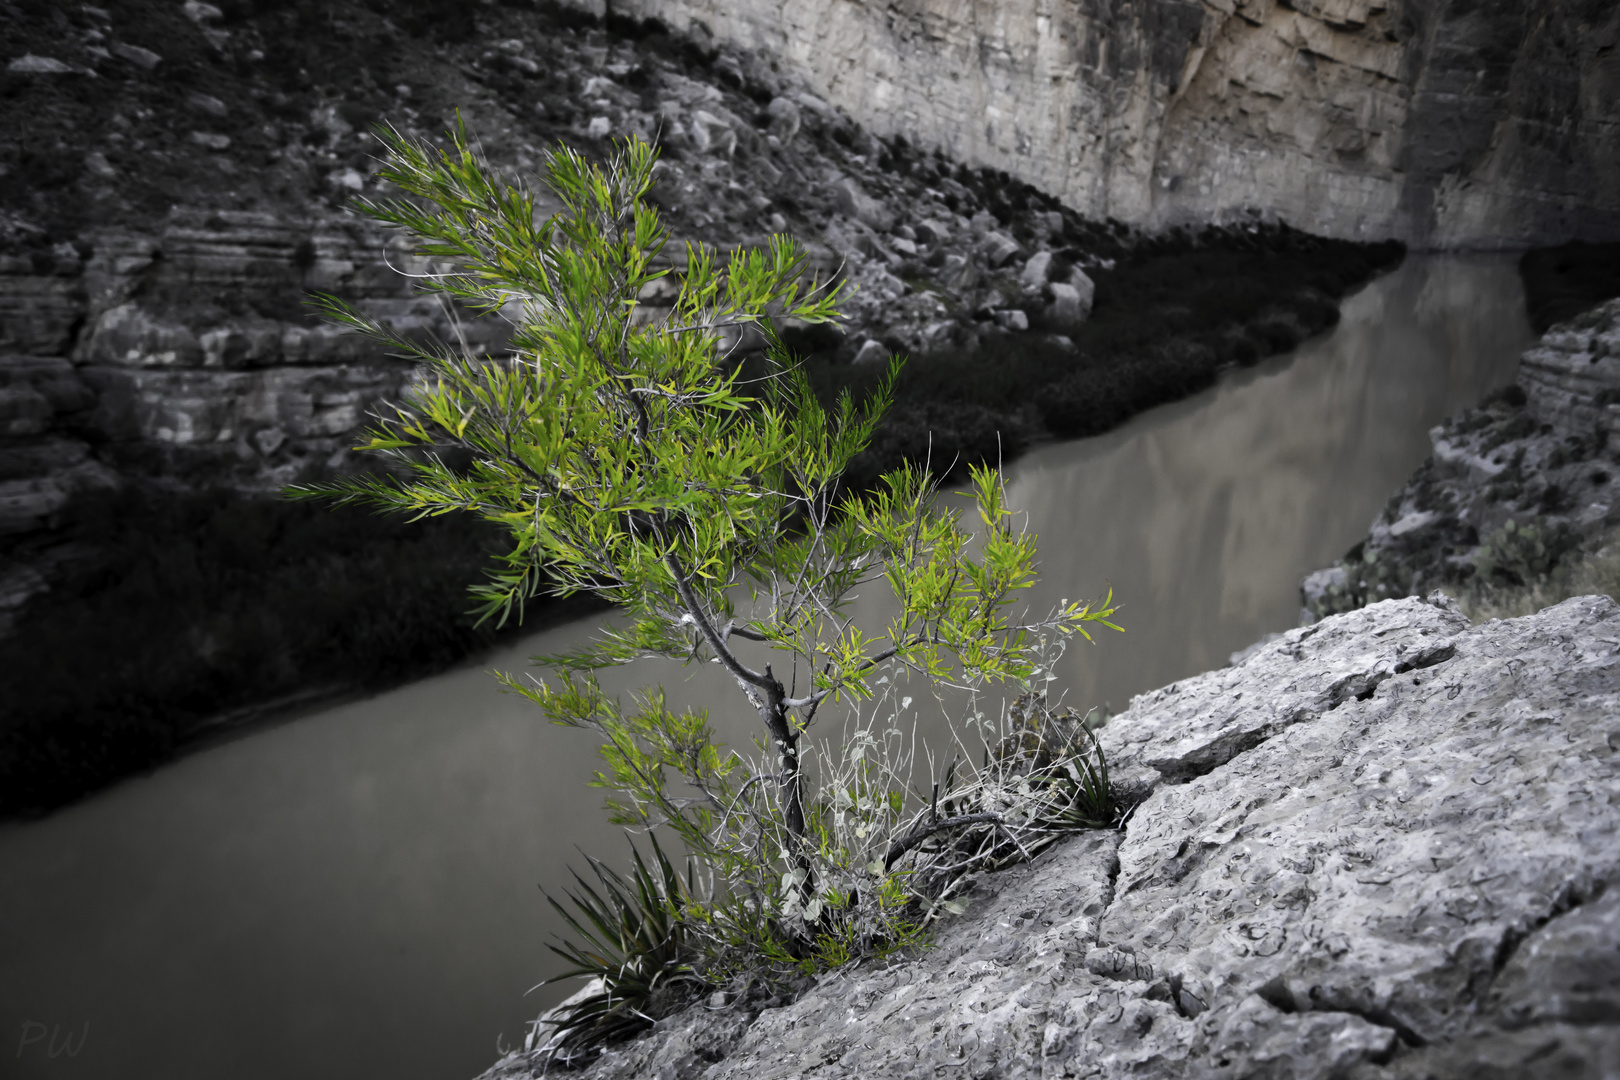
[571,0,1620,249]
[478,593,1620,1079]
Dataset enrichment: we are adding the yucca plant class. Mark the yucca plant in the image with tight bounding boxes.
[533,836,706,1062]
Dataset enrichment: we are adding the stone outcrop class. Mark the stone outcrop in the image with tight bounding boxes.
[1302,298,1620,618]
[566,0,1620,250]
[479,592,1620,1079]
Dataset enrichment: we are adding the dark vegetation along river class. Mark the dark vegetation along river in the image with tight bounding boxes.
[0,254,1533,1080]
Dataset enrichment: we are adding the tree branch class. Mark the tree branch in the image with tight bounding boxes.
[664,553,771,690]
[883,811,1004,871]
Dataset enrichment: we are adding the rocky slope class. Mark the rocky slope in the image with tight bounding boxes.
[0,1,1396,635]
[0,0,1088,627]
[480,591,1620,1079]
[570,0,1620,250]
[1302,297,1620,618]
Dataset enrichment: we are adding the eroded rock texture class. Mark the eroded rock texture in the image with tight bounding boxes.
[480,593,1620,1079]
[571,0,1620,249]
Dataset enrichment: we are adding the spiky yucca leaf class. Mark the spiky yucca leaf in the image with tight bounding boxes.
[537,836,707,1062]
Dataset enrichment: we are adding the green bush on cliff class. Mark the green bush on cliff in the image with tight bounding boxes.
[296,123,1121,1060]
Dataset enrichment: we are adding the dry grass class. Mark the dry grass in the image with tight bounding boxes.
[1452,522,1620,623]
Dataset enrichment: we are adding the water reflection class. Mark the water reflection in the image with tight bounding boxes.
[1008,254,1530,711]
[0,255,1531,1080]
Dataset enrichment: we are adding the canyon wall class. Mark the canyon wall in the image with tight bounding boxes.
[573,0,1620,249]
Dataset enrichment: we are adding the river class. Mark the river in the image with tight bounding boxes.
[0,254,1532,1080]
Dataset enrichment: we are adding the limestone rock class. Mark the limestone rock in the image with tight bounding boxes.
[1068,267,1096,311]
[587,0,1620,247]
[109,42,162,70]
[851,339,889,366]
[1096,594,1469,791]
[914,219,951,246]
[480,594,1620,1080]
[1019,250,1053,288]
[765,97,801,143]
[7,55,77,76]
[983,231,1023,268]
[993,308,1028,332]
[0,273,85,356]
[1048,281,1091,327]
[830,178,895,232]
[1519,300,1620,436]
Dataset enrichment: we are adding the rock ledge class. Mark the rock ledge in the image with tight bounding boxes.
[481,592,1620,1080]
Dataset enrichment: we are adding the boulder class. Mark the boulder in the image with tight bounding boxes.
[831,179,895,232]
[1068,267,1097,312]
[765,97,801,143]
[109,42,162,70]
[1020,250,1053,288]
[689,111,737,156]
[484,593,1620,1080]
[993,308,1028,332]
[983,230,1023,268]
[851,339,889,366]
[914,219,951,246]
[941,253,978,291]
[1048,281,1093,327]
[7,55,77,75]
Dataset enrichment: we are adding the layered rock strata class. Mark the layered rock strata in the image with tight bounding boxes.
[480,592,1620,1079]
[1302,297,1620,618]
[0,1,1140,628]
[569,0,1620,249]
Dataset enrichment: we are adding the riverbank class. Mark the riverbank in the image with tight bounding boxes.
[1302,293,1620,623]
[0,228,1400,818]
[0,491,611,817]
[0,254,1536,1080]
[817,224,1398,489]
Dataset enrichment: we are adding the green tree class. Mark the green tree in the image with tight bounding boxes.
[296,124,1118,992]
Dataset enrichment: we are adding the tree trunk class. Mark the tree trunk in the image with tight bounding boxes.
[761,680,806,848]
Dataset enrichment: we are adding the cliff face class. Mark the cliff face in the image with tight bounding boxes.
[481,592,1620,1079]
[572,0,1620,249]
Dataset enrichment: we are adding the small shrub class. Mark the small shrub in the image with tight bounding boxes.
[534,836,706,1063]
[1304,543,1416,621]
[300,126,1125,1065]
[1455,520,1620,623]
[1474,516,1582,586]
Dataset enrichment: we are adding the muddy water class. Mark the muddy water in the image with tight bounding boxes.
[0,254,1532,1080]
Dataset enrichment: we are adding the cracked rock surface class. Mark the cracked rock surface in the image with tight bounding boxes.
[481,592,1620,1079]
